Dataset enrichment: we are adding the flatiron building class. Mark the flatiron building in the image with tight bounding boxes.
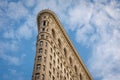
[32,9,92,80]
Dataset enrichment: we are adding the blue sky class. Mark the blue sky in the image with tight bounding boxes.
[0,0,120,80]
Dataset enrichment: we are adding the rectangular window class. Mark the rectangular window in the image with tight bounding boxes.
[42,74,44,80]
[38,56,42,61]
[40,41,43,46]
[50,55,52,60]
[44,57,46,62]
[53,68,55,74]
[41,35,44,39]
[35,73,40,80]
[39,48,42,53]
[43,65,45,71]
[53,60,55,66]
[53,76,55,80]
[49,71,51,78]
[45,50,47,54]
[50,63,52,69]
[57,72,59,78]
[43,21,46,26]
[36,64,41,70]
[45,42,47,47]
[54,53,56,58]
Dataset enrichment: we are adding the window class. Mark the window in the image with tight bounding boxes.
[60,75,62,80]
[67,73,69,78]
[64,76,66,80]
[37,56,42,61]
[50,63,52,69]
[49,71,51,78]
[42,74,44,80]
[58,59,59,64]
[40,41,43,46]
[53,68,55,74]
[64,68,66,74]
[35,73,40,80]
[41,35,44,39]
[43,65,45,71]
[57,72,59,78]
[61,63,62,68]
[50,55,52,60]
[42,28,45,32]
[74,65,77,73]
[36,64,41,70]
[44,57,46,62]
[58,52,60,55]
[54,53,56,58]
[51,48,52,53]
[58,39,61,48]
[53,60,55,66]
[45,42,47,47]
[39,48,42,53]
[80,74,82,80]
[45,50,47,54]
[53,76,55,80]
[57,66,59,69]
[64,48,67,57]
[43,20,46,26]
[69,57,72,66]
[52,29,55,38]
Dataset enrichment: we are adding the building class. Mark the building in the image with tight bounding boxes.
[32,9,93,80]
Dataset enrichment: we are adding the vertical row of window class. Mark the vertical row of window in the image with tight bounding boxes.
[35,40,48,80]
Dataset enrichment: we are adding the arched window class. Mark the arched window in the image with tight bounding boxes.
[40,41,43,46]
[69,57,72,66]
[43,20,47,26]
[80,73,82,80]
[74,65,77,73]
[64,48,67,57]
[52,29,55,38]
[58,39,61,48]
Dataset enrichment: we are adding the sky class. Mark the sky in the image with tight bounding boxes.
[0,0,120,80]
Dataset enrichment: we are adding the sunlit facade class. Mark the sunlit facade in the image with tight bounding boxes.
[32,9,92,80]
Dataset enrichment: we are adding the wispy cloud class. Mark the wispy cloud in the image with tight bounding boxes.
[0,0,120,80]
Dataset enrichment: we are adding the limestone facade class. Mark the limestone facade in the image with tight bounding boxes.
[32,9,93,80]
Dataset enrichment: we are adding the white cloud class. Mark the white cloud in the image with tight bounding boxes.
[76,24,95,45]
[0,0,120,80]
[17,24,32,39]
[89,29,120,79]
[22,0,36,8]
[7,1,28,20]
[68,1,93,30]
